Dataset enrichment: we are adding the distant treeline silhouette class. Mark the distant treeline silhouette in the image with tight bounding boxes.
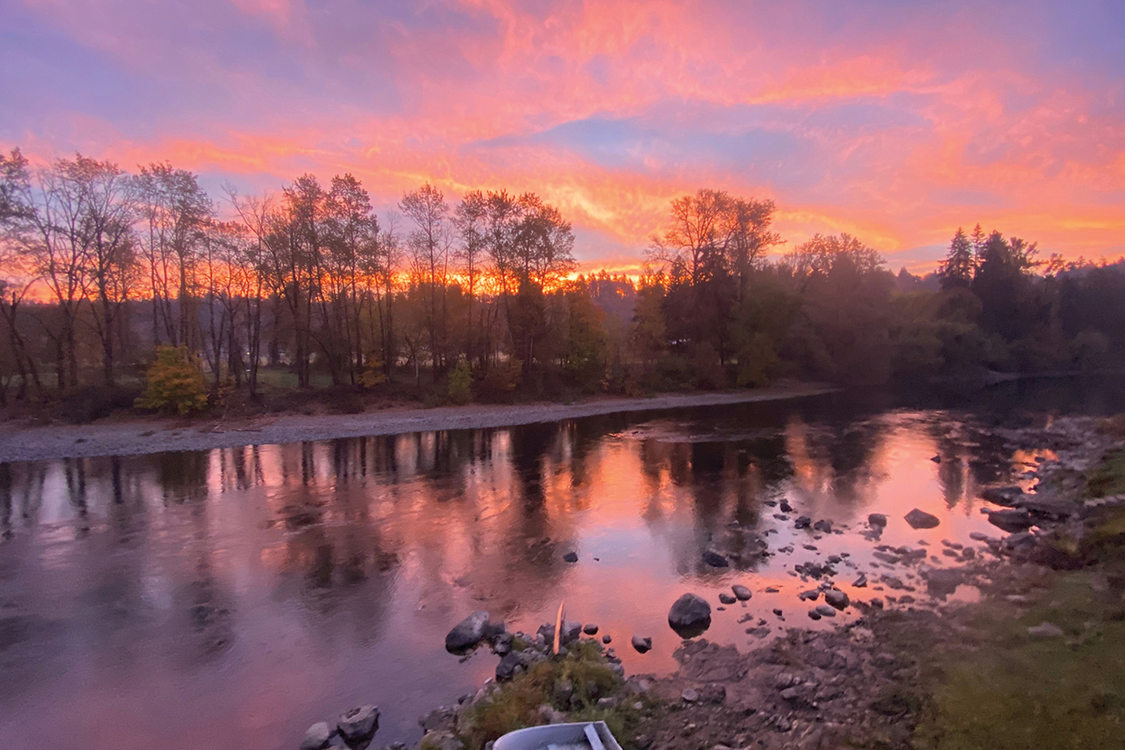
[1,148,1122,415]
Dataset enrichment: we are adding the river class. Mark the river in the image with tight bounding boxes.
[1,377,1122,748]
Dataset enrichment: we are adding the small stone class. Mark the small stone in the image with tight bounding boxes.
[718,592,737,604]
[853,573,868,587]
[563,551,579,563]
[813,519,833,533]
[732,584,752,601]
[631,635,653,653]
[299,722,331,750]
[602,634,612,644]
[904,508,940,529]
[583,623,599,635]
[682,688,699,703]
[868,513,888,527]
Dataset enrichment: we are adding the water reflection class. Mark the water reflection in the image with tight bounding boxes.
[1,379,1123,749]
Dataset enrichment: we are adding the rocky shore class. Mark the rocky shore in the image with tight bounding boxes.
[298,414,1125,750]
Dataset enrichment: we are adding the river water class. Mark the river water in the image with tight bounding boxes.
[1,379,1123,749]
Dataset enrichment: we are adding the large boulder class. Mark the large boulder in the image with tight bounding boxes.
[445,611,490,653]
[668,593,712,638]
[337,705,379,744]
[904,508,940,529]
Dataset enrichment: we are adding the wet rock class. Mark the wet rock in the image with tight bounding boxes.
[337,705,379,744]
[299,722,331,750]
[795,561,835,579]
[1028,622,1064,639]
[732,584,753,601]
[779,499,794,513]
[668,593,712,637]
[904,508,940,529]
[746,626,772,638]
[631,635,653,653]
[824,589,849,610]
[537,620,582,647]
[562,551,579,563]
[794,516,812,529]
[718,592,736,605]
[981,485,1024,506]
[445,611,490,653]
[807,608,822,621]
[969,531,997,543]
[813,519,833,533]
[987,508,1035,532]
[702,550,730,567]
[583,623,599,635]
[814,604,837,617]
[868,513,888,527]
[602,634,612,644]
[798,589,820,601]
[853,573,868,587]
[931,454,942,463]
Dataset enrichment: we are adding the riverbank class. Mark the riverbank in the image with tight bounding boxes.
[0,384,836,462]
[377,413,1125,750]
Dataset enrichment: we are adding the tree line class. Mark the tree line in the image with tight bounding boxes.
[1,147,1122,413]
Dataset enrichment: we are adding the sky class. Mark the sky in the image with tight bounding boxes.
[2,0,1124,274]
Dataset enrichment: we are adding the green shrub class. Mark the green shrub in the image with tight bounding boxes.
[135,346,209,415]
[479,358,523,401]
[448,360,473,404]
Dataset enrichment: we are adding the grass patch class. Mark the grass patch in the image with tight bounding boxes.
[913,570,1125,750]
[456,641,641,749]
[1085,446,1125,498]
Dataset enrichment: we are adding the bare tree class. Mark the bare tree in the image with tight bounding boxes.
[400,183,450,380]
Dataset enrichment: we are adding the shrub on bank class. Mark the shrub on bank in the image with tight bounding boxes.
[135,346,209,415]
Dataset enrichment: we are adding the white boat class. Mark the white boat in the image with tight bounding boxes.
[492,721,624,750]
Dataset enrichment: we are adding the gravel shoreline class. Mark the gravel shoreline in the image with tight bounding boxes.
[0,384,836,463]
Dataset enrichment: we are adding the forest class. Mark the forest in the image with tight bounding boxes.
[1,147,1123,419]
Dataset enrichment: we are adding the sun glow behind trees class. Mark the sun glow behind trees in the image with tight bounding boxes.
[1,145,1123,409]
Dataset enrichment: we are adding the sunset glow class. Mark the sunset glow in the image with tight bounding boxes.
[3,0,1123,271]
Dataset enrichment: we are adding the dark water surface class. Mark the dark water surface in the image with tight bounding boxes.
[1,378,1123,749]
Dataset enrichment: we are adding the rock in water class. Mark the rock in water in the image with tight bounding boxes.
[444,610,490,653]
[904,508,940,529]
[337,705,379,744]
[732,584,753,601]
[824,589,849,610]
[987,509,1035,533]
[702,550,729,567]
[631,635,653,653]
[718,592,736,604]
[562,550,579,563]
[583,623,599,635]
[299,722,331,750]
[867,513,888,527]
[814,604,837,617]
[668,593,712,638]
